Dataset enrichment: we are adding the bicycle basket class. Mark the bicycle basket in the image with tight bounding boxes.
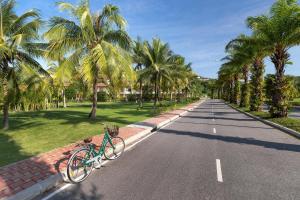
[106,125,119,137]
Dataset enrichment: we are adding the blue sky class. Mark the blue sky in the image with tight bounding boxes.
[15,0,300,78]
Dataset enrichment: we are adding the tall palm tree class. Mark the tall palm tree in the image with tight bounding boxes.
[140,38,175,107]
[226,35,267,111]
[221,57,241,105]
[132,37,146,108]
[218,65,236,103]
[247,0,300,117]
[0,0,46,129]
[44,0,132,119]
[225,35,253,108]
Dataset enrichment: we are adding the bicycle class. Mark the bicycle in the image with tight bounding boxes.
[66,124,125,183]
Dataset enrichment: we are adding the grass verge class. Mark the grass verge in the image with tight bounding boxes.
[230,104,300,134]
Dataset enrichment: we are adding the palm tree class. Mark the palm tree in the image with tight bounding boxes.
[19,65,52,111]
[221,57,241,105]
[226,35,267,111]
[218,65,236,103]
[225,35,253,108]
[140,38,175,107]
[44,0,132,119]
[47,57,74,108]
[0,0,46,129]
[132,37,146,108]
[247,0,300,117]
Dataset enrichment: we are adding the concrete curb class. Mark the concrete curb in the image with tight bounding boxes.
[2,100,205,200]
[227,103,300,139]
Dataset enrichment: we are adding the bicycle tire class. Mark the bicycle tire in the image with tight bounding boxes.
[67,148,94,183]
[104,137,125,160]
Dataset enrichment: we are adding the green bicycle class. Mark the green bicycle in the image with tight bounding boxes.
[67,124,125,183]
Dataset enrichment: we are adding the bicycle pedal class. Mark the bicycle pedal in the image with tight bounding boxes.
[94,158,102,169]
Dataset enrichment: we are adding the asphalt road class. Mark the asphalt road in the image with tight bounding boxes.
[40,100,300,200]
[289,106,300,119]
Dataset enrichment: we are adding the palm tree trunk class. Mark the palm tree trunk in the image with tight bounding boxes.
[139,79,143,108]
[57,90,60,108]
[240,65,250,108]
[89,79,98,119]
[230,79,235,103]
[2,62,9,130]
[270,47,289,117]
[250,57,264,112]
[62,89,67,108]
[3,101,9,130]
[233,74,240,105]
[154,75,158,107]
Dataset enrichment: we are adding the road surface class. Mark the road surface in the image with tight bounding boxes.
[289,106,300,119]
[39,100,300,200]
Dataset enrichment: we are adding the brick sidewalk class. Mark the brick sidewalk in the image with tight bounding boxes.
[0,101,201,199]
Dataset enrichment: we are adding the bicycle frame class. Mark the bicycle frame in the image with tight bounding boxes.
[84,131,115,165]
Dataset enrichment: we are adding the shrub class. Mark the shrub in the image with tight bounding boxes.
[97,91,110,102]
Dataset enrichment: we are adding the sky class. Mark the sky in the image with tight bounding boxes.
[15,0,300,78]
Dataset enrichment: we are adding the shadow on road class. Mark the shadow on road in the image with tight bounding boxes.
[51,184,104,200]
[174,121,274,130]
[182,115,256,122]
[160,129,300,153]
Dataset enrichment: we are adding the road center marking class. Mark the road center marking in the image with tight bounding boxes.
[213,128,216,134]
[212,118,215,122]
[216,159,223,183]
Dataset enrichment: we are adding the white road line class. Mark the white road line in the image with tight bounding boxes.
[41,184,72,200]
[212,118,215,122]
[216,159,223,183]
[213,128,216,134]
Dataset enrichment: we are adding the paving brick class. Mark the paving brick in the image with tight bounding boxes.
[0,181,7,189]
[21,181,35,189]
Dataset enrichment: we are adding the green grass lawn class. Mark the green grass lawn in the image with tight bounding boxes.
[291,98,300,106]
[231,104,300,134]
[0,100,193,167]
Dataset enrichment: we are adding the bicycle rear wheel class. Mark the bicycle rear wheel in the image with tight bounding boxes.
[104,137,125,160]
[67,148,94,183]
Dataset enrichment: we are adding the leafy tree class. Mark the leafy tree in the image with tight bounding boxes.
[44,0,132,119]
[226,35,267,111]
[140,38,176,107]
[0,0,46,129]
[247,0,300,117]
[265,74,298,113]
[132,37,146,108]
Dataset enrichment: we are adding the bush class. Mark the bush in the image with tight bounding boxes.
[127,94,137,102]
[265,74,297,117]
[97,91,110,102]
[65,87,76,100]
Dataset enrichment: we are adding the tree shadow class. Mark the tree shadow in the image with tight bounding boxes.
[0,110,145,132]
[49,184,104,200]
[0,133,54,198]
[190,111,239,115]
[174,121,274,130]
[182,115,256,121]
[159,129,300,153]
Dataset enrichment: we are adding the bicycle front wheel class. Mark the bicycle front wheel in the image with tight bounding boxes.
[67,148,94,183]
[104,137,125,160]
